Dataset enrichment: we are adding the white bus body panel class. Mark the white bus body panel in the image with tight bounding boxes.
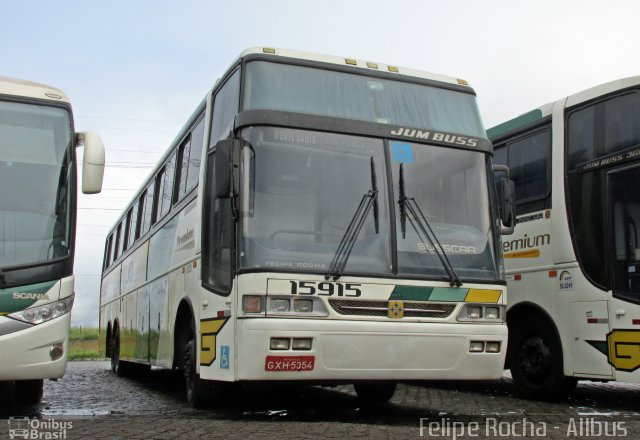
[0,277,73,381]
[196,273,507,382]
[502,85,640,383]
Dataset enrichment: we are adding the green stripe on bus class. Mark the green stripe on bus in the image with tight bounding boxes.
[0,280,57,314]
[428,287,469,302]
[389,286,434,301]
[487,109,543,140]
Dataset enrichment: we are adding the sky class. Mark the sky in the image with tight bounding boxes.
[2,0,639,326]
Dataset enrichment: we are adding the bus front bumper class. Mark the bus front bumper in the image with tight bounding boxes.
[229,318,507,382]
[0,314,70,380]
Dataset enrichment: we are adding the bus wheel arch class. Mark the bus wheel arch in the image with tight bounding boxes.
[173,298,211,408]
[506,302,577,401]
[173,299,195,371]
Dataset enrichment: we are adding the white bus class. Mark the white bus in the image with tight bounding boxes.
[0,77,105,403]
[490,77,640,400]
[100,48,513,407]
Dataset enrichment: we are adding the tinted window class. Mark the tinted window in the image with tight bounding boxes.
[244,61,486,138]
[160,153,176,218]
[187,116,205,191]
[140,181,155,234]
[202,151,233,294]
[568,92,640,169]
[153,169,165,223]
[104,234,113,269]
[126,203,139,249]
[210,69,241,147]
[113,223,123,261]
[492,126,551,214]
[175,138,190,203]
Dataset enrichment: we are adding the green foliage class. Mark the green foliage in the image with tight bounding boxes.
[69,327,99,341]
[68,347,102,360]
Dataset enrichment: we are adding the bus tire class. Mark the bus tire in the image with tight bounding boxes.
[354,382,397,405]
[15,379,43,404]
[509,317,577,401]
[184,337,211,408]
[110,328,131,377]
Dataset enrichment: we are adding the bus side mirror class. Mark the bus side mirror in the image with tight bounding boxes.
[77,131,105,194]
[214,139,240,199]
[493,165,516,235]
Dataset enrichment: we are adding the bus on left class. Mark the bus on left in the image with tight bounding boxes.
[0,77,104,403]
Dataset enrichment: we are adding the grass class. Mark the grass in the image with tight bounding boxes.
[68,327,103,360]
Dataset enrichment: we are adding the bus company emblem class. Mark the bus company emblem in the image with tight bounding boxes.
[199,317,229,367]
[388,301,404,319]
[390,127,479,148]
[607,330,640,372]
[12,293,50,300]
[587,329,640,372]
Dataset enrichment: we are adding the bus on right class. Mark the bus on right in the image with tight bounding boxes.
[489,77,640,401]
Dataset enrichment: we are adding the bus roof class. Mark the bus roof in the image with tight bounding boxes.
[237,47,473,90]
[0,76,70,104]
[487,76,640,140]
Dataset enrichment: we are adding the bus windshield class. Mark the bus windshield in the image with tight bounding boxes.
[239,127,500,281]
[243,61,486,138]
[391,141,499,281]
[239,127,391,276]
[0,101,72,268]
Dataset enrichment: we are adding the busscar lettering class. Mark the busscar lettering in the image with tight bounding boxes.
[417,243,477,254]
[390,127,480,147]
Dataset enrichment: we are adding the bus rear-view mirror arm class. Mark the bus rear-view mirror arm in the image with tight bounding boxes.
[76,131,105,194]
[493,164,516,235]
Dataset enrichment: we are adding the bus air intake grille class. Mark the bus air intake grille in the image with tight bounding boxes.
[328,300,456,318]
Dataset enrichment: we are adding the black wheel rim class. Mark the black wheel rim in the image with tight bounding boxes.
[111,333,119,373]
[519,336,552,383]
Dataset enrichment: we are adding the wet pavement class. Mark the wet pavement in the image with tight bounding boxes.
[1,361,639,438]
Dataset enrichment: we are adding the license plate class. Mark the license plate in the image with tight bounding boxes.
[265,355,315,372]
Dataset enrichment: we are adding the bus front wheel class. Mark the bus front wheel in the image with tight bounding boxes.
[15,379,43,404]
[354,382,397,405]
[184,336,211,408]
[509,318,577,401]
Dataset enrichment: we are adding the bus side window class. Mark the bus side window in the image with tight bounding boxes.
[175,137,191,204]
[141,181,155,234]
[153,168,166,224]
[104,234,113,270]
[126,202,139,250]
[187,116,205,192]
[493,125,551,215]
[209,69,241,147]
[113,222,123,262]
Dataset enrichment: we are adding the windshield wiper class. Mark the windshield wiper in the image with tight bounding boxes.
[326,157,379,280]
[398,164,462,287]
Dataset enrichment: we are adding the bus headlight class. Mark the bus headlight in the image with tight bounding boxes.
[293,299,313,313]
[270,298,291,313]
[261,297,328,317]
[485,306,500,320]
[457,304,504,322]
[9,295,74,325]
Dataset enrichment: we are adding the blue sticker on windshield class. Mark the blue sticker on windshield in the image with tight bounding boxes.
[392,142,413,163]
